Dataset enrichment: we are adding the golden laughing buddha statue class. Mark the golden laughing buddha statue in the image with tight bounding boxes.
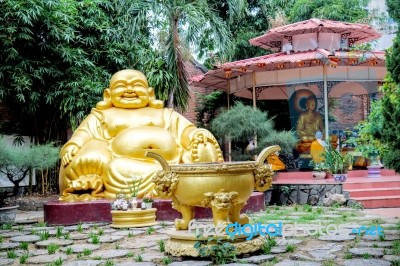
[59,69,224,201]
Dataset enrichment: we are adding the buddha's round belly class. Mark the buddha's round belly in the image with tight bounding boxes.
[111,127,178,160]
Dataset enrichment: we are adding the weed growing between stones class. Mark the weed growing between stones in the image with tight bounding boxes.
[19,241,28,250]
[1,223,12,230]
[105,259,114,266]
[285,244,296,252]
[135,254,143,262]
[54,226,62,238]
[77,222,83,233]
[127,251,134,257]
[393,240,400,255]
[47,243,59,254]
[194,235,237,265]
[115,243,120,249]
[159,239,165,252]
[344,252,353,259]
[362,252,371,259]
[162,256,172,265]
[83,248,92,256]
[38,230,50,241]
[48,257,63,266]
[7,250,17,259]
[262,236,277,254]
[19,252,29,264]
[35,221,47,227]
[98,228,104,235]
[323,259,335,266]
[147,227,155,235]
[89,232,100,244]
[66,247,73,255]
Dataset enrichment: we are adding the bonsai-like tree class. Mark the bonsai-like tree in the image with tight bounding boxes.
[0,137,60,207]
[210,102,297,161]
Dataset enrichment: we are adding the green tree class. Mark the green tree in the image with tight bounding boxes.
[122,0,243,109]
[210,102,297,161]
[0,0,149,143]
[288,0,370,23]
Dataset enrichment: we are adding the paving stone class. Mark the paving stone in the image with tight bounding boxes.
[63,260,105,266]
[277,239,303,245]
[28,249,48,256]
[64,224,91,231]
[319,214,341,219]
[68,244,101,253]
[382,254,400,262]
[242,254,275,264]
[224,264,257,266]
[26,253,68,264]
[120,239,157,249]
[357,241,393,248]
[382,235,400,241]
[0,231,29,237]
[289,254,315,261]
[87,234,125,243]
[0,258,14,265]
[9,234,40,243]
[348,247,385,257]
[89,249,131,259]
[342,258,391,266]
[115,262,156,266]
[112,229,145,236]
[35,238,74,248]
[318,234,356,241]
[0,243,19,250]
[274,259,322,266]
[168,261,211,266]
[141,252,165,262]
[308,250,337,260]
[270,246,287,253]
[69,232,90,240]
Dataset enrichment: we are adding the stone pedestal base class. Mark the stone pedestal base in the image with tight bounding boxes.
[367,165,382,178]
[111,209,158,228]
[44,200,112,226]
[165,229,264,257]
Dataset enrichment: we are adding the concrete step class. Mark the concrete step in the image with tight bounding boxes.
[345,187,400,197]
[350,195,400,208]
[343,179,400,190]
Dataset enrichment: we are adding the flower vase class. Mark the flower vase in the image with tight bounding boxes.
[130,197,138,209]
[144,202,153,209]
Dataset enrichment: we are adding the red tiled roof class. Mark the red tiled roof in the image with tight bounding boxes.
[249,18,381,50]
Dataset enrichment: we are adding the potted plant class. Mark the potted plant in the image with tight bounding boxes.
[0,136,59,224]
[142,193,154,209]
[322,145,353,182]
[310,161,328,179]
[124,175,143,209]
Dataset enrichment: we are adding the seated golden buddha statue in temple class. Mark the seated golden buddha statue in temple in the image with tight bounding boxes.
[296,96,324,153]
[59,69,224,201]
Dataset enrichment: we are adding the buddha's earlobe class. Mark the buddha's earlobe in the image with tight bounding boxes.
[96,88,113,109]
[147,87,164,109]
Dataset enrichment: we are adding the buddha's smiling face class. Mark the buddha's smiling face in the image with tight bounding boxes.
[109,70,150,109]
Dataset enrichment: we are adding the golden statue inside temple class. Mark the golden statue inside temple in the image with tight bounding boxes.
[59,69,224,201]
[296,96,324,153]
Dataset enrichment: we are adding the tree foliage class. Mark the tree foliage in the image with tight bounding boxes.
[0,0,151,143]
[0,137,59,206]
[210,102,297,160]
[120,0,240,110]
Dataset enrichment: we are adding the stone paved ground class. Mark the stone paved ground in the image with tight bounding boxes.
[1,205,400,265]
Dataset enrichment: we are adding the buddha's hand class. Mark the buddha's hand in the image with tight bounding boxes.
[61,144,79,167]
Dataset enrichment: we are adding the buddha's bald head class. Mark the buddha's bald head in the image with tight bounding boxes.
[110,69,148,89]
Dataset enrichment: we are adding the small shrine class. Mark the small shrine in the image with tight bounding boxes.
[191,18,386,167]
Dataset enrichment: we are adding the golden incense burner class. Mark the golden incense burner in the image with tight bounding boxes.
[147,145,279,230]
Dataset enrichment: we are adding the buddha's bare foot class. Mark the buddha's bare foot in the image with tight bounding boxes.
[60,175,104,201]
[174,218,190,230]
